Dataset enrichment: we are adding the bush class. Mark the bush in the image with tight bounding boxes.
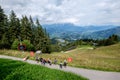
[11,39,35,51]
[22,40,35,51]
[11,39,19,50]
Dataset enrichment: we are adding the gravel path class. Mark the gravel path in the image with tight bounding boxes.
[0,55,120,80]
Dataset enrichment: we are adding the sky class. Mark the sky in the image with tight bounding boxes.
[0,0,120,26]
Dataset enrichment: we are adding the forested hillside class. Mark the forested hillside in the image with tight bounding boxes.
[0,6,51,53]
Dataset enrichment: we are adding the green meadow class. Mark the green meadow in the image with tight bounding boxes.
[0,58,87,80]
[0,43,120,72]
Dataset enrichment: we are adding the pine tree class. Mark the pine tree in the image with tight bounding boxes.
[29,16,34,30]
[8,10,21,45]
[43,29,51,53]
[34,19,43,50]
[29,16,35,44]
[0,6,10,48]
[0,6,4,37]
[34,18,51,53]
[0,6,6,40]
[20,16,32,41]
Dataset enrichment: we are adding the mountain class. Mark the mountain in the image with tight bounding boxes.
[85,26,120,39]
[42,23,119,40]
[42,23,84,38]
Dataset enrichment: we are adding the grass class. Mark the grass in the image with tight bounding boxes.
[0,58,87,80]
[77,45,93,49]
[0,43,120,72]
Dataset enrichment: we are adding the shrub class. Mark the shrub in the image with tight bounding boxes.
[11,39,19,50]
[22,40,35,51]
[11,39,35,51]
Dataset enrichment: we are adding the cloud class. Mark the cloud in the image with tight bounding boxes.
[0,0,120,26]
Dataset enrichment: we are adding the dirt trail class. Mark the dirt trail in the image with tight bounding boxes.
[0,55,120,80]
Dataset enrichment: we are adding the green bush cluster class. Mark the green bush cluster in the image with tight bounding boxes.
[11,39,34,51]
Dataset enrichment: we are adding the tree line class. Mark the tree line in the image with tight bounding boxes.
[72,34,119,47]
[0,6,51,53]
[54,34,120,51]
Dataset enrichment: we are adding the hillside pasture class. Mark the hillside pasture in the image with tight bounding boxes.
[0,43,120,72]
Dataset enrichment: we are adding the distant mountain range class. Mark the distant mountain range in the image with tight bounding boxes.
[42,23,120,40]
[85,26,120,39]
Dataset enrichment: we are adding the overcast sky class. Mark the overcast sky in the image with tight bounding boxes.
[0,0,120,26]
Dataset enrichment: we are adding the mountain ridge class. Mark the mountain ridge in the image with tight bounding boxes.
[42,23,119,40]
[86,26,120,39]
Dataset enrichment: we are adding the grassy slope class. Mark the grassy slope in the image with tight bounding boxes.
[0,58,87,80]
[42,43,120,72]
[0,43,120,72]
